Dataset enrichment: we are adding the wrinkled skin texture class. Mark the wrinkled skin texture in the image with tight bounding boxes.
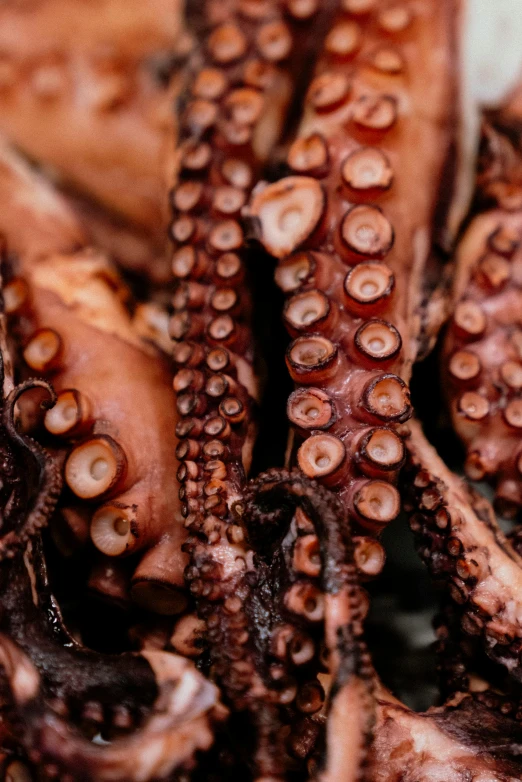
[369,689,522,782]
[0,404,224,782]
[0,273,225,780]
[403,419,522,681]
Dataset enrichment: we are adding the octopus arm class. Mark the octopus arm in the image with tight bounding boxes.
[0,544,226,782]
[404,419,522,682]
[169,0,334,732]
[248,0,458,552]
[0,140,188,615]
[0,277,225,782]
[443,88,522,517]
[240,468,375,780]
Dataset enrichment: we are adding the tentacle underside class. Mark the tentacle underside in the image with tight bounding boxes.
[0,272,225,780]
[249,0,457,559]
[403,419,522,682]
[245,470,374,782]
[0,140,189,613]
[443,88,522,518]
[0,473,225,782]
[168,2,351,776]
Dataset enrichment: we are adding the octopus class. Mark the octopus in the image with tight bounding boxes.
[1,0,522,781]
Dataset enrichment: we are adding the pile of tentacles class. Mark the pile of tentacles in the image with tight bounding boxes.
[2,0,522,780]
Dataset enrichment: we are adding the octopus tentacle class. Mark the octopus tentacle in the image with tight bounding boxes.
[0,140,188,615]
[248,0,457,547]
[443,108,522,516]
[0,487,224,782]
[403,418,522,683]
[0,379,62,554]
[242,468,375,781]
[0,276,226,781]
[169,0,334,736]
[0,633,222,782]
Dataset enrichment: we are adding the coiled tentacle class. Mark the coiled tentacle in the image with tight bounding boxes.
[0,248,226,782]
[243,468,375,782]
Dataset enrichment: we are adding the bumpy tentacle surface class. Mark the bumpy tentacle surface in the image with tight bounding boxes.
[0,410,224,781]
[248,0,457,557]
[0,546,225,782]
[169,0,330,725]
[242,468,375,780]
[403,418,522,683]
[0,141,188,615]
[167,2,379,776]
[443,92,522,517]
[0,244,226,782]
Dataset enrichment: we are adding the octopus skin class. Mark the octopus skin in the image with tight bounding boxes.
[0,0,191,280]
[168,1,378,776]
[402,418,522,684]
[241,468,376,781]
[248,0,457,562]
[0,354,225,781]
[169,0,322,709]
[0,141,188,616]
[3,2,522,781]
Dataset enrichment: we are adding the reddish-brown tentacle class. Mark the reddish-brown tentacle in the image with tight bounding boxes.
[443,91,522,517]
[0,379,62,555]
[0,257,226,782]
[403,418,522,683]
[169,0,335,755]
[0,442,225,782]
[248,0,457,549]
[242,468,375,781]
[0,141,189,615]
[443,207,522,517]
